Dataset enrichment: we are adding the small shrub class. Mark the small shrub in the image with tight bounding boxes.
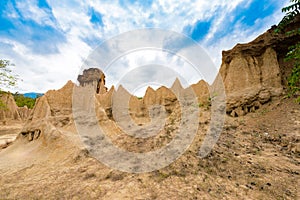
[276,0,300,103]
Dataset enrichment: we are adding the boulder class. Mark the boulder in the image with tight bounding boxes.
[77,68,107,94]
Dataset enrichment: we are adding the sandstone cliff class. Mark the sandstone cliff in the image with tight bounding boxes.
[219,17,300,117]
[21,80,74,138]
[5,69,210,159]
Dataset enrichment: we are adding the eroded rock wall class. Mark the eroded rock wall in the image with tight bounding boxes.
[0,93,30,123]
[219,18,300,116]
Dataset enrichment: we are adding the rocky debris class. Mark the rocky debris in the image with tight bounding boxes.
[77,68,107,94]
[219,18,300,117]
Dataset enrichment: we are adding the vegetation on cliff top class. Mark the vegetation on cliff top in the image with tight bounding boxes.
[277,0,300,102]
[0,90,38,109]
[13,93,39,109]
[277,0,300,31]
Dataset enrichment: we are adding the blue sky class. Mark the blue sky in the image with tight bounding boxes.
[0,0,287,93]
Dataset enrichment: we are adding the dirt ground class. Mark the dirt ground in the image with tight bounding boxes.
[0,123,23,148]
[0,97,299,199]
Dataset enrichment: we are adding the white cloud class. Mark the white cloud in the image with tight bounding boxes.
[15,0,55,27]
[204,4,286,67]
[3,1,20,19]
[0,0,286,94]
[0,35,91,93]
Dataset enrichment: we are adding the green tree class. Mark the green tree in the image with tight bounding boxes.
[13,93,37,109]
[0,59,18,90]
[0,59,19,109]
[277,0,300,31]
[277,0,300,103]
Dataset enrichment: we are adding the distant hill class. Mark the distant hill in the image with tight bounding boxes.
[23,93,43,99]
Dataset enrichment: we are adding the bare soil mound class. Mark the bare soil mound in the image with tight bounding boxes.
[0,97,298,199]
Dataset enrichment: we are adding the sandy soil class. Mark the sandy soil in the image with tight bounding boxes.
[0,98,299,199]
[0,123,23,148]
